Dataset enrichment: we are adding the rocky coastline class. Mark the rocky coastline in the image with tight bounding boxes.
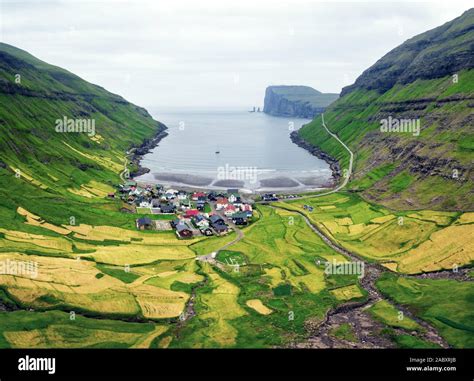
[290,130,341,186]
[130,123,168,177]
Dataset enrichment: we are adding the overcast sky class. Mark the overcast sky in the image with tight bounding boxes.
[1,0,472,109]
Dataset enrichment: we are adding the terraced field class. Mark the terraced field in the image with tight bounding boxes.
[276,192,473,274]
[169,206,366,348]
[2,195,470,349]
[0,202,207,324]
[0,310,168,348]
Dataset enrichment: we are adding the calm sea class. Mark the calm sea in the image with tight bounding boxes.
[135,108,332,192]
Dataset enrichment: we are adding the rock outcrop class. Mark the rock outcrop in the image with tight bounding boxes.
[263,85,338,118]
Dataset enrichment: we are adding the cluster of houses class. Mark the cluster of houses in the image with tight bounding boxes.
[117,182,254,239]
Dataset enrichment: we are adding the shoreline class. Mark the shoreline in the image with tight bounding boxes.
[129,122,169,177]
[129,117,339,195]
[289,130,341,186]
[134,172,331,195]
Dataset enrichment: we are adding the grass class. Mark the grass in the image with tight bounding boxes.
[0,42,470,349]
[278,192,473,274]
[392,334,440,349]
[330,323,357,343]
[216,250,247,266]
[96,264,141,284]
[0,310,162,348]
[172,205,365,348]
[297,69,474,211]
[376,273,474,348]
[368,300,422,331]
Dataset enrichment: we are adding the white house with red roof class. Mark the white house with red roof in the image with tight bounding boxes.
[224,204,237,216]
[191,192,206,201]
[215,197,229,210]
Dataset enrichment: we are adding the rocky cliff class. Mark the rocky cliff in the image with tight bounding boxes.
[296,9,474,211]
[263,85,338,118]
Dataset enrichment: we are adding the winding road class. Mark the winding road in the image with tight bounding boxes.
[256,113,354,203]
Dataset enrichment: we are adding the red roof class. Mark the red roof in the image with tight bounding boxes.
[192,192,206,198]
[185,209,200,217]
[225,204,236,211]
[216,197,228,204]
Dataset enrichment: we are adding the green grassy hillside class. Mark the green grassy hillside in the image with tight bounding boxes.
[298,9,474,210]
[0,43,164,225]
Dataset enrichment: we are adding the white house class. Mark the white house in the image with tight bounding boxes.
[139,201,152,208]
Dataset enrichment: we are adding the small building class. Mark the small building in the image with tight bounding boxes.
[196,201,206,211]
[262,193,278,202]
[193,215,209,228]
[232,212,248,225]
[185,209,200,218]
[240,203,253,212]
[212,223,229,234]
[191,192,206,201]
[228,192,240,204]
[180,199,192,209]
[216,197,229,210]
[160,204,176,214]
[224,204,237,216]
[177,191,188,200]
[207,192,217,201]
[209,214,224,225]
[132,186,145,196]
[139,200,152,208]
[136,217,153,230]
[176,222,193,238]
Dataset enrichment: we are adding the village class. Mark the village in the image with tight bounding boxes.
[112,181,259,239]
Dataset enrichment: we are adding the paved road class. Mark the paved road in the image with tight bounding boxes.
[196,201,244,262]
[119,153,131,183]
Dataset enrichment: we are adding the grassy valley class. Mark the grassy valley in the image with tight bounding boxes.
[0,8,473,351]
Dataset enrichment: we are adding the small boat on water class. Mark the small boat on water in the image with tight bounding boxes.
[215,151,220,154]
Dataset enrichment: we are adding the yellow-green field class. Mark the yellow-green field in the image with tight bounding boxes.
[277,192,473,274]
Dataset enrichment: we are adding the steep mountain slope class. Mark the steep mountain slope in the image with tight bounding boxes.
[263,85,339,118]
[0,42,164,225]
[297,9,474,210]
